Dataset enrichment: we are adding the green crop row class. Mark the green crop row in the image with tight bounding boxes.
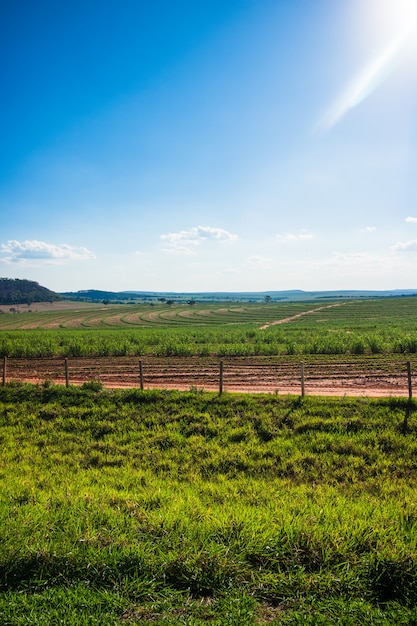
[2,325,417,358]
[1,297,417,331]
[0,298,416,359]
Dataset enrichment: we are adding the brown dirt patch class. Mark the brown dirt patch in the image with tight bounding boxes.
[2,355,414,398]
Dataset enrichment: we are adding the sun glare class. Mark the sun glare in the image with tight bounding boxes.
[317,0,417,131]
[359,0,417,86]
[361,0,417,46]
[374,0,417,30]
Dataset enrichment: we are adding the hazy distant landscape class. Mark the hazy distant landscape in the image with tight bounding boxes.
[2,276,417,308]
[60,287,417,304]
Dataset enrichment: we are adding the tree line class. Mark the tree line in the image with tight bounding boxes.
[0,278,60,305]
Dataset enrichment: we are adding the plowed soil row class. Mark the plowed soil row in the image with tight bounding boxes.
[2,355,415,397]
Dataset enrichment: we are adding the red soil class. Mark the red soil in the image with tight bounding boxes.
[2,355,414,398]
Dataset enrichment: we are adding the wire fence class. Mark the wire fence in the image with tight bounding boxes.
[1,355,415,398]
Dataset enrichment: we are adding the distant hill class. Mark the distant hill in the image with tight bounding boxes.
[60,289,145,303]
[60,288,417,303]
[0,278,61,305]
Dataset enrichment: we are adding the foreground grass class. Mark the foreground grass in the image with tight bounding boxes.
[1,384,417,624]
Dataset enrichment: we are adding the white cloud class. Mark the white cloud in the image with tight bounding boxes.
[162,245,194,256]
[323,252,380,267]
[392,239,417,252]
[0,240,95,265]
[161,225,238,254]
[361,226,376,232]
[276,229,313,243]
[311,250,412,278]
[247,255,272,269]
[405,217,417,223]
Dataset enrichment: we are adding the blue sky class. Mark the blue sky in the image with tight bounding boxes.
[1,0,417,292]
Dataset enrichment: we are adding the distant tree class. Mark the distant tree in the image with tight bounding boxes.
[264,295,272,304]
[187,299,196,306]
[166,299,174,306]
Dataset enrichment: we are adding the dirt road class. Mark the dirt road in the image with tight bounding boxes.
[259,303,345,330]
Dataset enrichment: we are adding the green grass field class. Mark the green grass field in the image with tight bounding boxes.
[1,297,417,358]
[1,297,417,622]
[1,384,417,624]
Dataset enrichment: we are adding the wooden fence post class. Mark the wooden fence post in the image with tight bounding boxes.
[2,356,6,387]
[407,361,412,401]
[300,362,305,398]
[139,360,144,390]
[64,358,69,387]
[219,361,224,396]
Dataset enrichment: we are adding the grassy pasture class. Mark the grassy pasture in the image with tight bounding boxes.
[1,385,417,623]
[0,298,417,358]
